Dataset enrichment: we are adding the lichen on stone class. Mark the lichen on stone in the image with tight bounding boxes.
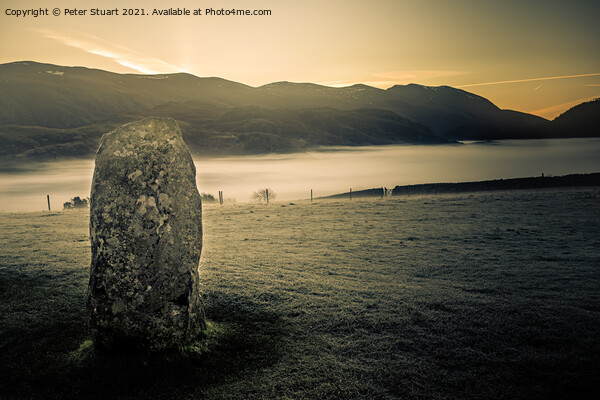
[88,117,206,352]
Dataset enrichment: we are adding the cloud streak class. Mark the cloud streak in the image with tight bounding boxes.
[35,29,184,75]
[457,73,600,88]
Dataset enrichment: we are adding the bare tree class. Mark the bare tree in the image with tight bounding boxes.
[252,188,276,203]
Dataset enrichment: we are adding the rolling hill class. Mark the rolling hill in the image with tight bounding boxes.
[0,61,596,160]
[551,98,600,137]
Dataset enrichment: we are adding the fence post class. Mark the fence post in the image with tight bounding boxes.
[266,189,269,204]
[311,189,313,202]
[349,188,352,200]
[47,194,51,211]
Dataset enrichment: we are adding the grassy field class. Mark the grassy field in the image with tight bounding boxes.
[1,188,599,399]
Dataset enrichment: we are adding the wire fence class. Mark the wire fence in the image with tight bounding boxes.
[0,188,394,213]
[0,196,83,213]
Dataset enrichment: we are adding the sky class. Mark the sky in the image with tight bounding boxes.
[1,0,599,119]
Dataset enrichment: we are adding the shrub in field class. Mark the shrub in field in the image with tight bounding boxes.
[63,196,88,209]
[200,193,217,203]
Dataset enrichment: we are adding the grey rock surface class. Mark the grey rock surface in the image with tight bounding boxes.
[88,117,206,351]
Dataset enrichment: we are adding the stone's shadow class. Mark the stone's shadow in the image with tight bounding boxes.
[62,292,286,399]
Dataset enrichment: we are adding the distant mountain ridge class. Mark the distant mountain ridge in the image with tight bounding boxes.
[552,98,600,137]
[0,61,597,160]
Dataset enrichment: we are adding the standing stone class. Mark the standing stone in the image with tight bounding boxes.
[88,117,206,351]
